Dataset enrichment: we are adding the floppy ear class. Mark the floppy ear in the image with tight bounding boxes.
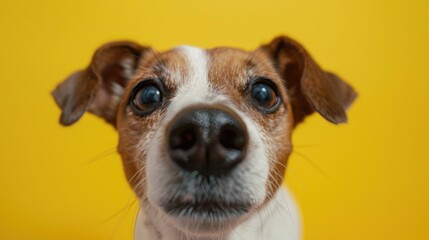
[52,41,151,126]
[260,36,357,125]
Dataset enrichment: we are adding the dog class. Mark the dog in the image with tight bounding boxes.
[52,36,357,240]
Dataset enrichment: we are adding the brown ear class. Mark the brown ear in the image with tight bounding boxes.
[52,41,150,126]
[260,36,357,125]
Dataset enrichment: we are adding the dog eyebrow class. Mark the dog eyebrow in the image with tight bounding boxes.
[152,60,167,75]
[143,61,180,93]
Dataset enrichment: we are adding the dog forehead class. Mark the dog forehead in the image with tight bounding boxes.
[132,45,277,95]
[174,45,252,81]
[164,46,256,86]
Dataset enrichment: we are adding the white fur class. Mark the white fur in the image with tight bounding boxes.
[173,45,211,105]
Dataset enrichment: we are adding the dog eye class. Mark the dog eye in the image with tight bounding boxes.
[130,81,163,115]
[250,81,280,113]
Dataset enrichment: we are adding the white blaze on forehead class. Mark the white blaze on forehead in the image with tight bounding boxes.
[176,45,209,83]
[169,46,213,112]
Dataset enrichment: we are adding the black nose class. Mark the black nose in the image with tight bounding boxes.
[168,107,248,176]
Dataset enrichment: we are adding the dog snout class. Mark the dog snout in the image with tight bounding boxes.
[168,106,248,176]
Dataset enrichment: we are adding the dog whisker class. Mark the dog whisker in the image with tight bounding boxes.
[292,149,332,180]
[82,147,117,166]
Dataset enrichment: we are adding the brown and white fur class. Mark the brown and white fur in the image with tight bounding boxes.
[52,36,357,240]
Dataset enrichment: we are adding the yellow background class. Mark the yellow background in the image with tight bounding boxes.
[1,0,428,239]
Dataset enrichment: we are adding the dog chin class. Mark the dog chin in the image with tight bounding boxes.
[160,200,255,236]
[165,209,252,236]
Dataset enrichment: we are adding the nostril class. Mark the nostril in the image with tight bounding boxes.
[170,125,198,151]
[219,126,246,150]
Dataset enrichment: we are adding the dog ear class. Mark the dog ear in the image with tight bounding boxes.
[52,41,150,126]
[260,36,357,125]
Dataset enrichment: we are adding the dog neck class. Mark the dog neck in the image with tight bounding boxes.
[134,187,301,240]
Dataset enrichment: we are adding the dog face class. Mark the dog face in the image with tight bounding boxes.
[52,36,356,236]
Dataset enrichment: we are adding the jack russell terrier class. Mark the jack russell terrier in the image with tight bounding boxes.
[52,36,357,240]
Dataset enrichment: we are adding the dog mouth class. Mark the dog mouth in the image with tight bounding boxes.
[163,197,253,219]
